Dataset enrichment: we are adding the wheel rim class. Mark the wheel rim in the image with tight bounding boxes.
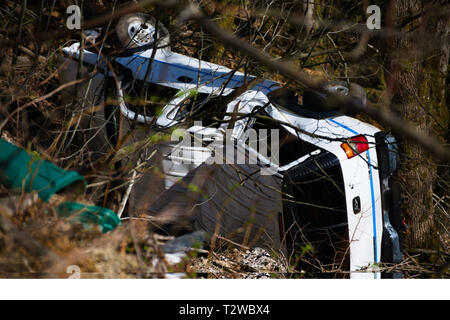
[127,20,156,46]
[325,84,349,96]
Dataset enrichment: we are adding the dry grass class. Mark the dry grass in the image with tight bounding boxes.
[0,0,448,279]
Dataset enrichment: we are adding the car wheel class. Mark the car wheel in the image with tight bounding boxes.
[302,81,367,116]
[324,81,367,107]
[115,13,170,50]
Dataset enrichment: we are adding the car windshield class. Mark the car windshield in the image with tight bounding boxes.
[168,93,227,128]
[123,81,179,118]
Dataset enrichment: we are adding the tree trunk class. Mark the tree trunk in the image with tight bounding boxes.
[385,1,449,249]
[302,0,315,35]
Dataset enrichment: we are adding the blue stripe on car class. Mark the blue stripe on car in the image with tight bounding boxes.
[328,118,379,268]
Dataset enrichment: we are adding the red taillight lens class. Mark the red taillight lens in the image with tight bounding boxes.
[341,135,369,159]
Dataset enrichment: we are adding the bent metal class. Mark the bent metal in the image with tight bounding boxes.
[170,121,280,175]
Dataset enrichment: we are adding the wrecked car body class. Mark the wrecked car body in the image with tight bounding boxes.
[59,13,403,278]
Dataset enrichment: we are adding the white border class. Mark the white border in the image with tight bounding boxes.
[0,279,447,300]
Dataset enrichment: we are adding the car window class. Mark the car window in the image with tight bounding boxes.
[168,93,228,128]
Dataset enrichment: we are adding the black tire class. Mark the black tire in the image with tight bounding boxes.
[302,81,367,115]
[115,13,170,50]
[284,151,340,182]
[348,83,367,107]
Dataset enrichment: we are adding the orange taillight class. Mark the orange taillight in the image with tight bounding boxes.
[341,135,369,159]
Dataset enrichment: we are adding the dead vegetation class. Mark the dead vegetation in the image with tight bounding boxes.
[0,0,448,279]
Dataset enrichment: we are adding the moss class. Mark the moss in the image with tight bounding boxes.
[187,183,200,193]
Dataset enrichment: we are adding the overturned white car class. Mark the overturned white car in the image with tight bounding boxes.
[60,13,404,278]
